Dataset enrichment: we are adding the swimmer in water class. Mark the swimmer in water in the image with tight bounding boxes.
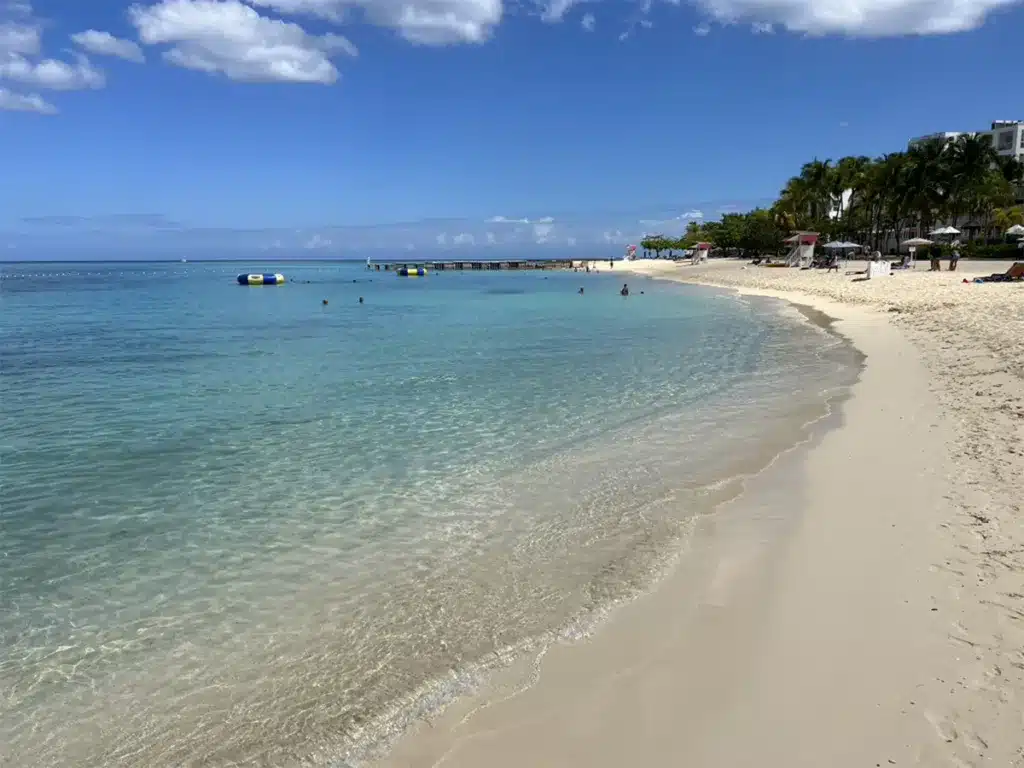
[578,287,584,295]
[620,283,629,297]
[322,299,329,305]
[359,296,364,304]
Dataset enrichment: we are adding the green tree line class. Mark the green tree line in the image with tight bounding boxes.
[641,135,1024,257]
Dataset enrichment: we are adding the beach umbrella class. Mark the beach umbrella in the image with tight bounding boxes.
[1006,224,1024,236]
[929,226,961,236]
[900,237,933,268]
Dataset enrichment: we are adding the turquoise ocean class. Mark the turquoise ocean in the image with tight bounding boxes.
[0,261,860,766]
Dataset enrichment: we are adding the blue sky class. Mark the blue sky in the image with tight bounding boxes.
[1,0,1021,259]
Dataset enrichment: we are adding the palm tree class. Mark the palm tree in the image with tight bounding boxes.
[996,156,1024,186]
[993,205,1024,230]
[777,159,835,229]
[903,138,949,235]
[946,134,998,231]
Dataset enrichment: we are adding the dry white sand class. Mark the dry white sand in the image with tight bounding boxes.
[378,258,1024,768]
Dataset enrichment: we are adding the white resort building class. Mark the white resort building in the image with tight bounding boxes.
[910,121,1024,205]
[908,120,1024,163]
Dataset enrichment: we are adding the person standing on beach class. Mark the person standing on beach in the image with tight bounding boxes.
[949,240,961,272]
[929,243,942,272]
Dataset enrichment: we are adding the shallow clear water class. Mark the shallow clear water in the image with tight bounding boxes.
[0,261,860,766]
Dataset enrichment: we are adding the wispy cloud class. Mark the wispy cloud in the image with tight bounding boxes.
[0,85,54,113]
[4,200,773,256]
[537,0,580,22]
[304,233,332,249]
[248,0,501,44]
[71,30,146,63]
[487,215,526,224]
[751,21,773,33]
[689,0,1017,35]
[581,12,596,30]
[20,213,182,228]
[693,23,711,35]
[0,53,104,90]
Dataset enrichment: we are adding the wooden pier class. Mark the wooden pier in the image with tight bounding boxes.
[369,259,574,272]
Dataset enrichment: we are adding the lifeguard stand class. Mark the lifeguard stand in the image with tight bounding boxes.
[692,242,711,264]
[784,232,818,267]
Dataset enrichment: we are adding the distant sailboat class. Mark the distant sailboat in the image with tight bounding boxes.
[181,257,187,263]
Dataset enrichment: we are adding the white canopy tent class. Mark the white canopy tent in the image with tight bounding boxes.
[821,241,863,268]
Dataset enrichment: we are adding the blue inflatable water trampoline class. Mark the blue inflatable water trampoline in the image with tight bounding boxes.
[238,273,285,285]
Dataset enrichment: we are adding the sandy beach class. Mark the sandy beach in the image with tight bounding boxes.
[378,257,1024,768]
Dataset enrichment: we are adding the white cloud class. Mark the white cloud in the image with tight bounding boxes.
[566,236,577,246]
[71,30,146,62]
[486,215,553,226]
[0,53,104,90]
[487,215,531,224]
[640,210,703,227]
[247,0,502,44]
[693,22,711,35]
[639,18,653,27]
[453,232,474,245]
[304,233,332,248]
[0,3,102,110]
[693,0,1019,35]
[485,231,496,244]
[129,0,357,84]
[436,232,448,245]
[0,84,55,112]
[533,222,553,241]
[751,21,773,33]
[581,12,595,29]
[245,0,347,20]
[537,0,578,22]
[0,21,39,55]
[1,4,105,93]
